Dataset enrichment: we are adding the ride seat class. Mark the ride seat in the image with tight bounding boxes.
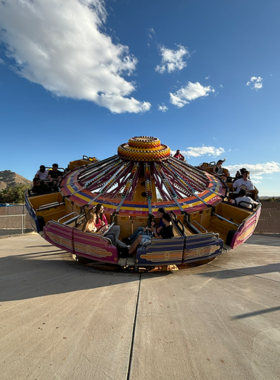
[132,216,148,232]
[113,215,132,240]
[172,223,183,238]
[208,216,238,240]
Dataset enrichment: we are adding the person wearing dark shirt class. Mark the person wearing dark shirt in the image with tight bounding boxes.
[48,163,63,190]
[156,207,165,229]
[48,163,63,181]
[123,214,155,244]
[128,212,174,254]
[124,208,166,245]
[151,212,174,239]
[31,178,51,195]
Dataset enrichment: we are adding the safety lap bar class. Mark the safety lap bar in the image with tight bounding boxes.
[212,213,239,227]
[36,202,65,211]
[192,221,208,233]
[58,212,79,224]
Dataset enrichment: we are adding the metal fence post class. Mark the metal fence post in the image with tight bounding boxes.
[22,214,24,234]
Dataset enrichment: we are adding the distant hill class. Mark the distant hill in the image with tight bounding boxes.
[0,170,32,190]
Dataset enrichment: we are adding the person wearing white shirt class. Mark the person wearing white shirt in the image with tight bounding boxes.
[35,165,49,181]
[233,170,254,193]
[234,189,259,208]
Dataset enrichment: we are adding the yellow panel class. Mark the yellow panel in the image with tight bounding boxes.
[132,177,157,202]
[29,192,63,210]
[200,208,211,230]
[73,203,82,214]
[215,202,251,224]
[37,206,66,223]
[132,216,148,232]
[65,198,73,215]
[116,215,133,240]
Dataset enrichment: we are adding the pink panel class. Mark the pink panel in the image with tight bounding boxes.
[43,222,74,253]
[73,229,119,264]
[231,207,262,249]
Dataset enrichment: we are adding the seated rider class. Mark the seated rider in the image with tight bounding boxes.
[234,189,259,208]
[123,214,155,244]
[31,178,51,195]
[83,204,127,249]
[48,163,63,188]
[174,150,185,161]
[128,212,174,255]
[212,159,229,180]
[35,165,49,181]
[157,207,166,227]
[82,211,100,233]
[124,207,166,244]
[233,170,254,193]
[234,167,245,180]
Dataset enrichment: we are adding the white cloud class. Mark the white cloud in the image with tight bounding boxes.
[220,84,223,88]
[170,81,215,108]
[148,28,155,39]
[0,0,151,114]
[171,146,225,158]
[227,162,280,179]
[246,76,263,90]
[158,103,168,112]
[0,58,4,65]
[205,76,210,80]
[155,44,189,74]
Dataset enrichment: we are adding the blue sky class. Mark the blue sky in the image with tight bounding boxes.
[0,0,279,196]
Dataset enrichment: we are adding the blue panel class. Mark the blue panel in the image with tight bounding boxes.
[183,233,223,263]
[136,237,185,265]
[24,192,40,233]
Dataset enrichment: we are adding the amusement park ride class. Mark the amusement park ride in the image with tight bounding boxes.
[25,136,261,271]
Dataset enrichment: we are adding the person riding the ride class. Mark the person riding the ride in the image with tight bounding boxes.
[128,212,174,255]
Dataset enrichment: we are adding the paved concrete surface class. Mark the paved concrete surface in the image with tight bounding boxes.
[1,234,280,380]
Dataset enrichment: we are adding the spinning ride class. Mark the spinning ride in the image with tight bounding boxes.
[25,136,261,270]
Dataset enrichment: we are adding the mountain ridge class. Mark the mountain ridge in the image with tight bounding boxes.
[0,170,32,191]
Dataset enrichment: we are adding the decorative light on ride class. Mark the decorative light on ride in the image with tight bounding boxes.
[144,163,152,199]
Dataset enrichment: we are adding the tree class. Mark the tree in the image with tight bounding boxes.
[0,184,30,204]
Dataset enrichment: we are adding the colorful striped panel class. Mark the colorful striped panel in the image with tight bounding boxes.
[136,238,185,265]
[44,223,74,253]
[73,229,118,263]
[205,173,226,196]
[183,234,223,263]
[230,206,261,249]
[67,191,218,215]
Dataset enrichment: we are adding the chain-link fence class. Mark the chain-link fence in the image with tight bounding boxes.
[254,202,280,234]
[0,205,33,237]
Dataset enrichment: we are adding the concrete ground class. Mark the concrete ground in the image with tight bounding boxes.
[0,229,33,237]
[1,234,280,380]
